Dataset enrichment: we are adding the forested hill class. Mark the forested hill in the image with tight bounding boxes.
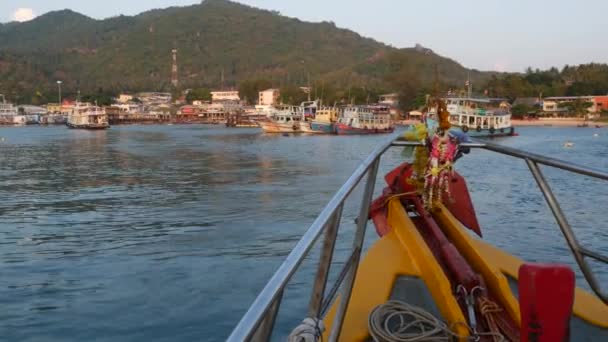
[0,0,489,103]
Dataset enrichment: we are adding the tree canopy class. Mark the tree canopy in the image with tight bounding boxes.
[0,0,490,105]
[0,0,606,107]
[558,99,593,117]
[186,88,211,104]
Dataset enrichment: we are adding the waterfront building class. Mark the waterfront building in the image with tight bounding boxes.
[378,93,399,107]
[116,94,134,103]
[19,105,47,124]
[137,92,172,107]
[591,95,608,113]
[259,89,280,106]
[177,102,241,123]
[542,96,594,114]
[211,90,240,102]
[46,103,63,114]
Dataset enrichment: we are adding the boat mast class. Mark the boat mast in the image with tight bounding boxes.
[307,72,311,102]
[467,71,472,98]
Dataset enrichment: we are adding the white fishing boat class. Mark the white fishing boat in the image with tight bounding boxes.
[67,102,109,129]
[427,96,515,136]
[335,105,394,135]
[0,94,26,126]
[258,105,312,133]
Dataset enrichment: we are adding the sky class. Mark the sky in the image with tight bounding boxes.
[1,0,607,72]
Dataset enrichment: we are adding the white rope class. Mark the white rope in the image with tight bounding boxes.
[288,317,325,342]
[368,300,467,342]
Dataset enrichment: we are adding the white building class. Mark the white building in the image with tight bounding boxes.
[113,103,143,113]
[19,105,47,115]
[542,96,594,113]
[211,90,240,102]
[379,93,399,107]
[259,89,280,106]
[116,94,134,103]
[137,92,172,106]
[192,100,211,106]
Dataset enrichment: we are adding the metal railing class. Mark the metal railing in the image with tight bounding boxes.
[228,135,608,342]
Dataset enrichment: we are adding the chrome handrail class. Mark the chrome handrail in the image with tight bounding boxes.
[395,138,608,303]
[227,134,396,341]
[228,135,608,341]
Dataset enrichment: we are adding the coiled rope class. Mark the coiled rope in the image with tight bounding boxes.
[368,300,465,341]
[288,317,324,342]
[368,300,508,342]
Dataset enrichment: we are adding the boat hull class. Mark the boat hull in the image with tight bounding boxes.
[258,121,300,133]
[310,121,335,134]
[427,118,515,137]
[458,125,515,137]
[66,122,109,130]
[298,121,315,133]
[335,123,394,135]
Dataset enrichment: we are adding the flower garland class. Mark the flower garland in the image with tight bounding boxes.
[404,97,460,210]
[403,123,429,194]
[423,132,457,210]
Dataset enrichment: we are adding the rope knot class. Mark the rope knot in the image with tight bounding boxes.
[288,317,324,342]
[478,297,502,315]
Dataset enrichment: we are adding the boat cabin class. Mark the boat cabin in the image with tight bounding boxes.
[314,107,339,124]
[434,97,512,130]
[270,106,305,123]
[339,106,392,130]
[69,103,109,127]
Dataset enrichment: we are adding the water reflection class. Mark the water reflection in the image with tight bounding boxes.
[0,125,606,341]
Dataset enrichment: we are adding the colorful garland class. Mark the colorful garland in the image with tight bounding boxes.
[403,123,429,194]
[404,98,460,210]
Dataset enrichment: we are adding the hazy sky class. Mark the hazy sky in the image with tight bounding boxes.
[1,0,607,72]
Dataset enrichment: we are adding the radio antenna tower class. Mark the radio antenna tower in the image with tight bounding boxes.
[171,49,179,88]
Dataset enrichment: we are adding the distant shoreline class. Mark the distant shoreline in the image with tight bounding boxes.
[0,118,603,129]
[397,118,603,128]
[511,118,602,127]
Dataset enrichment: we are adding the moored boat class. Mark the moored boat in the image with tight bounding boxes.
[298,119,315,133]
[258,106,309,133]
[335,105,394,135]
[427,96,515,137]
[226,112,266,128]
[0,94,26,126]
[228,99,608,341]
[67,102,109,129]
[310,107,339,134]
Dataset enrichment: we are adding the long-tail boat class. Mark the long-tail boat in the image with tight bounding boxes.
[228,98,608,341]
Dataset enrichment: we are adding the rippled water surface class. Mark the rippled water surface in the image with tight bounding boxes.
[1,125,607,341]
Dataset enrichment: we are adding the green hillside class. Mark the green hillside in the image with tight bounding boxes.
[0,0,490,104]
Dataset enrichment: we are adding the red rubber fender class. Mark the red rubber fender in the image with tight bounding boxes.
[519,263,575,342]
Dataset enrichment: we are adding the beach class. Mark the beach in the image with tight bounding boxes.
[512,118,600,127]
